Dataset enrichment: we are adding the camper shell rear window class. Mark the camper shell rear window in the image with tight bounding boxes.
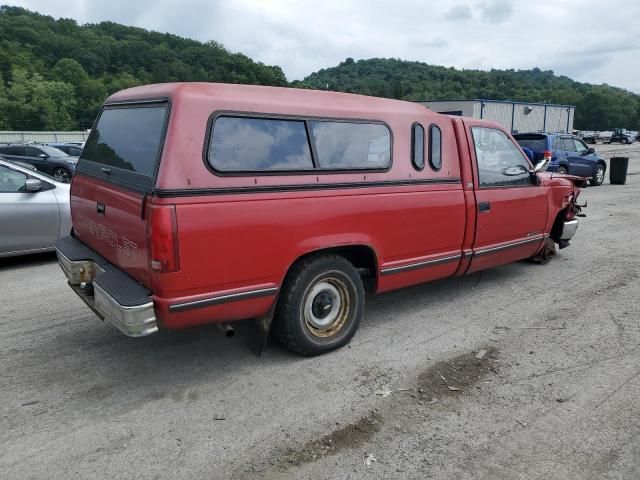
[208,114,392,174]
[77,101,169,191]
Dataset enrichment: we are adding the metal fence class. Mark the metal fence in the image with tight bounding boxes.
[0,131,90,143]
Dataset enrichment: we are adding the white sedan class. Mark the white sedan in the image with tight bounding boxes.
[0,158,72,258]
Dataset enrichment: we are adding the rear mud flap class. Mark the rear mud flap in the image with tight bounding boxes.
[247,305,276,356]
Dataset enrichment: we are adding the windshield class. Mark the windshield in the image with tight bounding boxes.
[0,159,58,182]
[40,145,71,157]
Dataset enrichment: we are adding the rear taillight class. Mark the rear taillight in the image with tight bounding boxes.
[148,204,180,273]
[544,150,553,161]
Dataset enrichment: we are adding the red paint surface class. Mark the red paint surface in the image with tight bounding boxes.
[71,175,150,286]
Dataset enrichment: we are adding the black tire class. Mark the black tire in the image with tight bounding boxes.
[274,254,364,356]
[556,166,568,175]
[52,167,71,183]
[590,164,605,186]
[530,237,556,265]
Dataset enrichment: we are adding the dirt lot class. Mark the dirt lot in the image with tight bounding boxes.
[1,143,639,480]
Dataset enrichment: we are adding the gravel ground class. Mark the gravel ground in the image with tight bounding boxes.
[1,143,639,480]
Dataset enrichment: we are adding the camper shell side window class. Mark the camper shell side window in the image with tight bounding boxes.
[207,113,392,175]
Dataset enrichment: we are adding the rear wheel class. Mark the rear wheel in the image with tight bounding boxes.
[274,254,364,356]
[556,166,568,175]
[53,167,71,183]
[590,164,605,186]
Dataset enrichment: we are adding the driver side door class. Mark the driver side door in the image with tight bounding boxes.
[466,124,548,274]
[23,146,50,173]
[0,165,60,255]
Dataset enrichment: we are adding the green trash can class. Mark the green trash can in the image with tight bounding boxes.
[610,157,629,185]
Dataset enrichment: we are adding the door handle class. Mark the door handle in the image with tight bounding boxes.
[478,201,491,213]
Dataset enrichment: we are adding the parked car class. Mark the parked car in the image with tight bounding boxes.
[55,83,583,356]
[46,142,84,158]
[0,158,72,258]
[608,128,635,144]
[0,144,77,182]
[513,133,607,186]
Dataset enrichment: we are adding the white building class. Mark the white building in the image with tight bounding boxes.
[418,99,575,134]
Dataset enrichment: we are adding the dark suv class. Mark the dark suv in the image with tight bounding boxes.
[514,133,606,186]
[46,142,84,157]
[0,144,77,182]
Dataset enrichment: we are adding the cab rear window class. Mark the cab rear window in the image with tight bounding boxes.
[80,105,168,178]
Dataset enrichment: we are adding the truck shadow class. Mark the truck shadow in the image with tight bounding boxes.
[27,259,538,415]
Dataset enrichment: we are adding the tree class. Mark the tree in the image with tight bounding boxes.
[301,58,640,130]
[52,58,88,86]
[0,71,9,129]
[0,6,638,131]
[0,6,290,129]
[5,68,76,129]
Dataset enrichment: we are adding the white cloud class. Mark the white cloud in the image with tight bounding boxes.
[445,5,473,21]
[13,0,640,92]
[480,0,514,24]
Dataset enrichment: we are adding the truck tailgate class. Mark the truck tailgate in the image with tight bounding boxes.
[69,101,169,288]
[70,175,150,287]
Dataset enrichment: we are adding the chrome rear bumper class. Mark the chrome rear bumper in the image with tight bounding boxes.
[93,282,157,337]
[561,219,579,241]
[55,238,158,337]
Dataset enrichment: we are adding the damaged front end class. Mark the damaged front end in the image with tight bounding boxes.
[552,186,586,249]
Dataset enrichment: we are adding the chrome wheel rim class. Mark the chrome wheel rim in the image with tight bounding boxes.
[303,277,350,337]
[54,169,70,182]
[596,167,604,183]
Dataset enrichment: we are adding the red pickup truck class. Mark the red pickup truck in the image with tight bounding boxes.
[55,83,582,356]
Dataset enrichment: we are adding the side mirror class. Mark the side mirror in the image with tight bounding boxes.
[587,147,595,154]
[38,153,48,158]
[533,158,549,173]
[25,178,43,192]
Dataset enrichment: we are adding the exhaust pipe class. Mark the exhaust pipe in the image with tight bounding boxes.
[217,323,235,338]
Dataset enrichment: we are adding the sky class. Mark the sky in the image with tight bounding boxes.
[12,0,640,93]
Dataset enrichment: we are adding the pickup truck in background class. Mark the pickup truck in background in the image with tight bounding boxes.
[608,128,635,144]
[54,83,583,356]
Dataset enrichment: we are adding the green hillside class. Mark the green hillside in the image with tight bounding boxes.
[1,6,638,131]
[297,58,640,130]
[0,6,287,130]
